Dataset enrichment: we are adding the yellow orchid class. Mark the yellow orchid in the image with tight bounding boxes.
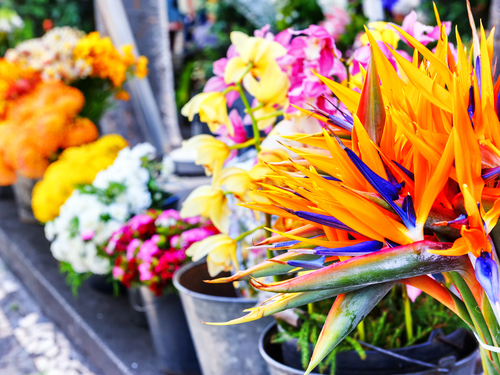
[224,31,287,84]
[360,22,400,49]
[185,234,238,277]
[181,135,230,179]
[180,185,230,234]
[181,92,233,136]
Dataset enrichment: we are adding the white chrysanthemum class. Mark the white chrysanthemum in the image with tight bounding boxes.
[45,143,158,275]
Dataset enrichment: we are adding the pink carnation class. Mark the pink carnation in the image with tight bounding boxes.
[126,238,142,261]
[81,229,94,241]
[112,266,124,279]
[138,263,153,281]
[138,239,159,263]
[129,214,154,232]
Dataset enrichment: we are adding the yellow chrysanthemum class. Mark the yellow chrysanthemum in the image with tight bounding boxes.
[31,134,128,223]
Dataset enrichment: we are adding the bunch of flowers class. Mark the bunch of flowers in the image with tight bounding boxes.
[5,27,147,90]
[207,9,500,375]
[0,80,98,184]
[5,27,90,82]
[44,142,170,279]
[73,31,148,89]
[105,209,219,296]
[179,23,352,279]
[32,134,129,223]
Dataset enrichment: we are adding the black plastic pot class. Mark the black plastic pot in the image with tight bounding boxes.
[260,323,480,375]
[139,286,201,375]
[173,261,273,375]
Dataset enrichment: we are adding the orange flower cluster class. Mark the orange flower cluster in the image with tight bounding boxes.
[73,32,148,89]
[0,59,39,120]
[0,81,98,184]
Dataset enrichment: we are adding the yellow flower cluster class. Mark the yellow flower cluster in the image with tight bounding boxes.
[73,32,148,88]
[31,134,128,223]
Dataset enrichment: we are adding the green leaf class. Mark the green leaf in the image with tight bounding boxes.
[305,282,396,374]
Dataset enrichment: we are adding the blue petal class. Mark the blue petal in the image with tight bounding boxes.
[385,238,400,248]
[344,148,399,201]
[476,56,482,96]
[468,85,475,123]
[312,241,384,256]
[392,160,415,181]
[327,114,353,132]
[288,256,326,270]
[402,194,416,227]
[482,166,500,182]
[475,253,500,304]
[271,240,300,249]
[282,208,355,233]
[342,147,415,229]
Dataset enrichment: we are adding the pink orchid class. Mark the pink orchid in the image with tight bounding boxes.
[399,11,451,46]
[138,262,153,281]
[215,109,247,145]
[204,47,240,107]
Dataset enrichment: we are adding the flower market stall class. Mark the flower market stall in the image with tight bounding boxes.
[0,1,499,375]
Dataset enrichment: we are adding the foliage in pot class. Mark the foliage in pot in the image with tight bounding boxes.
[271,287,470,374]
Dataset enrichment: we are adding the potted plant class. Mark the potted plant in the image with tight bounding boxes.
[205,7,500,375]
[42,141,174,295]
[0,27,148,221]
[260,289,478,375]
[103,209,218,374]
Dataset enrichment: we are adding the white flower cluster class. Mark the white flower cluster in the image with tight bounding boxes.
[0,8,24,34]
[5,26,91,82]
[45,143,157,274]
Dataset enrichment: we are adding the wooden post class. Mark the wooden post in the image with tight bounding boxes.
[94,0,181,153]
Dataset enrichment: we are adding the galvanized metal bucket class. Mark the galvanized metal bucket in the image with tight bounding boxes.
[12,175,39,224]
[139,286,201,375]
[173,261,273,375]
[259,323,481,375]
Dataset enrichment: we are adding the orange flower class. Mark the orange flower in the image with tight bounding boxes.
[0,81,98,183]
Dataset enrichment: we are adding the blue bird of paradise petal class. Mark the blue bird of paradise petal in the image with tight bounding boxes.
[392,160,415,181]
[482,166,500,182]
[475,252,500,304]
[311,241,384,256]
[468,85,475,123]
[287,256,326,270]
[402,194,416,228]
[332,137,415,229]
[281,208,356,233]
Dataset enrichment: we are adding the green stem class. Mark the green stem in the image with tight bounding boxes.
[308,302,314,314]
[402,285,413,342]
[447,271,500,370]
[236,83,261,152]
[357,320,366,341]
[254,110,284,122]
[247,102,264,112]
[229,138,256,150]
[234,224,265,243]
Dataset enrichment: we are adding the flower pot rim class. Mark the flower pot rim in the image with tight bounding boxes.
[173,260,259,304]
[258,322,480,375]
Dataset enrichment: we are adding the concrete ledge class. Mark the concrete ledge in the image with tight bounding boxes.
[0,199,162,375]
